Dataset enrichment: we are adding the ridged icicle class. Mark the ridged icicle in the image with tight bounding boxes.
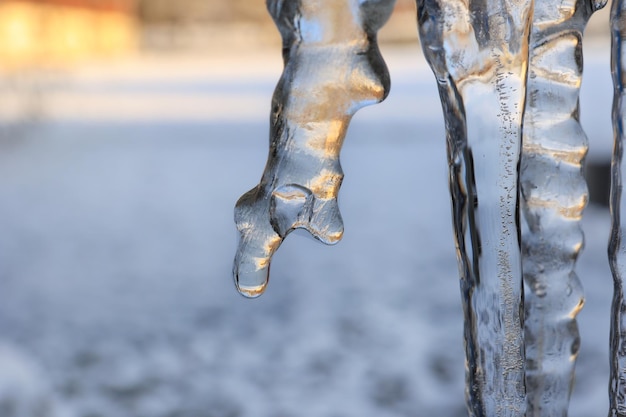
[521,0,605,415]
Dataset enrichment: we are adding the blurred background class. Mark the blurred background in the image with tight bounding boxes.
[0,1,616,417]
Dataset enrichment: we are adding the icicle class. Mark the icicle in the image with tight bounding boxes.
[609,0,626,414]
[233,0,396,298]
[416,0,531,416]
[521,0,605,415]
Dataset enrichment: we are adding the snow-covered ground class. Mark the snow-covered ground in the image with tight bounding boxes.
[0,36,616,416]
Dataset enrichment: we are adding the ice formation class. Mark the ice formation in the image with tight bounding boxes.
[233,1,623,415]
[233,0,396,298]
[610,0,626,414]
[415,0,531,415]
[521,0,605,415]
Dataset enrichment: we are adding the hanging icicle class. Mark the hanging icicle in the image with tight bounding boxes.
[415,0,531,415]
[231,0,626,414]
[521,0,605,415]
[609,0,626,414]
[233,0,396,298]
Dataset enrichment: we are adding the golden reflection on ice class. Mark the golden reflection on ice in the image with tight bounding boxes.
[233,0,395,298]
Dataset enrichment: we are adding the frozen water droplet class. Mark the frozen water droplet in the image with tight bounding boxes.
[233,242,273,298]
[270,184,314,237]
[235,265,270,299]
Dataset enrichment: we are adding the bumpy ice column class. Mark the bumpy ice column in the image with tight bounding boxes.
[233,0,396,298]
[521,0,605,415]
[610,0,626,414]
[416,0,531,415]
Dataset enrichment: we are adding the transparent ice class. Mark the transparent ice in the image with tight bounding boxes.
[610,0,626,414]
[521,0,604,415]
[416,0,531,415]
[233,0,623,416]
[233,0,396,298]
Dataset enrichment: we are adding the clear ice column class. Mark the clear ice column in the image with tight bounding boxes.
[416,0,532,416]
[610,0,626,414]
[521,0,605,415]
[233,0,396,298]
